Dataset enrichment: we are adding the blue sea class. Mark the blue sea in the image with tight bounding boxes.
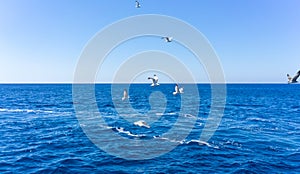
[0,84,299,173]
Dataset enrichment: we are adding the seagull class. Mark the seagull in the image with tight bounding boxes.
[161,36,173,42]
[287,70,300,84]
[122,89,129,101]
[134,120,150,128]
[135,0,141,8]
[173,84,184,95]
[148,74,159,86]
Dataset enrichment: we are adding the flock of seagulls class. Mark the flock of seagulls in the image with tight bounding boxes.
[121,74,184,129]
[120,1,176,129]
[122,74,184,102]
[147,74,184,94]
[135,0,298,85]
[121,1,174,103]
[130,0,298,131]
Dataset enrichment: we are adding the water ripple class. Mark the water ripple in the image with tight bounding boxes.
[0,84,299,173]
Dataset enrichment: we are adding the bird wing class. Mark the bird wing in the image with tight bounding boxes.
[135,1,140,7]
[162,37,169,42]
[148,77,155,83]
[174,86,178,93]
[179,88,184,93]
[292,71,300,82]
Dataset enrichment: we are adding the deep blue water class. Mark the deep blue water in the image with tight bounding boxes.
[0,84,299,173]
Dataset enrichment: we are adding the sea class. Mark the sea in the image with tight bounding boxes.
[0,84,299,173]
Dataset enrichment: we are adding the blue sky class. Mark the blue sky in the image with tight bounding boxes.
[0,0,299,83]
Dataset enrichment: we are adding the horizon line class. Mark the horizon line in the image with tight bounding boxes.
[0,82,290,85]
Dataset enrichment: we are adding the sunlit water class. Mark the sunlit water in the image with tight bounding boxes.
[0,84,299,173]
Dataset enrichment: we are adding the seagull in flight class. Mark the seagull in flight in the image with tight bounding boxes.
[173,84,184,95]
[122,89,129,101]
[162,36,173,42]
[148,74,159,86]
[287,70,300,83]
[135,0,141,8]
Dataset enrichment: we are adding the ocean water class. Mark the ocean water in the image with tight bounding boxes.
[0,84,299,173]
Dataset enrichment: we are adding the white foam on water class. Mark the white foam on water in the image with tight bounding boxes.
[0,108,58,114]
[133,120,150,128]
[115,127,145,138]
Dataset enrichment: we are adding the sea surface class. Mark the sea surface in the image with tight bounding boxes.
[0,84,299,173]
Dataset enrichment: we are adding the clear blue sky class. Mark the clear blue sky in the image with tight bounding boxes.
[1,0,299,83]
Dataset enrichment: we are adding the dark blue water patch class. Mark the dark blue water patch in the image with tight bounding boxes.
[0,84,299,173]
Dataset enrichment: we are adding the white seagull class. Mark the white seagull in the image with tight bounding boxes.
[287,70,300,84]
[135,0,141,8]
[173,84,184,95]
[148,74,159,86]
[122,89,129,101]
[162,36,173,42]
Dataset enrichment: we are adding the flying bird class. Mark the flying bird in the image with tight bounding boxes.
[162,36,173,42]
[173,84,184,95]
[148,74,159,86]
[287,70,300,84]
[135,0,141,8]
[122,89,129,101]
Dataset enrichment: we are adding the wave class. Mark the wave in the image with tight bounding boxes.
[152,135,219,149]
[246,117,271,122]
[183,139,219,149]
[97,125,219,149]
[0,108,71,115]
[112,127,146,138]
[227,103,264,108]
[0,108,47,113]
